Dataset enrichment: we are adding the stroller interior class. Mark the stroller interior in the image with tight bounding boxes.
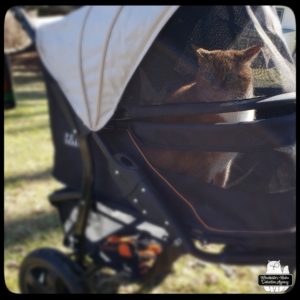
[11,6,295,293]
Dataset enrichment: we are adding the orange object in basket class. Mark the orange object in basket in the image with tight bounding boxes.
[118,243,133,258]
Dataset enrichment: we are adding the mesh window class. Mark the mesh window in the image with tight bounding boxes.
[121,6,295,106]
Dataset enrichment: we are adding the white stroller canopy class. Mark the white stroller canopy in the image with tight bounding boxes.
[36,6,179,131]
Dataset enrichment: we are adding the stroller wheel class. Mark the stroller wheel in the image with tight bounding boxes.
[19,248,86,294]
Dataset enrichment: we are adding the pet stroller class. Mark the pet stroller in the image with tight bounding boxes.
[11,6,295,293]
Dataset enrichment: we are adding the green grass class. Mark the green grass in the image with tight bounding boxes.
[4,69,64,293]
[4,62,267,294]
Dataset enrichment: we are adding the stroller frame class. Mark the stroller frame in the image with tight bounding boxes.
[48,71,295,268]
[43,49,294,270]
[11,6,295,292]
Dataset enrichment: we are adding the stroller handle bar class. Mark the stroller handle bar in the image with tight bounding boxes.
[10,6,36,42]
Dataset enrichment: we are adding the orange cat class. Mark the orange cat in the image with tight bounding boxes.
[143,45,261,187]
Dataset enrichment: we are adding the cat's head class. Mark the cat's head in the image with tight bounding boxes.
[194,45,261,101]
[266,260,282,273]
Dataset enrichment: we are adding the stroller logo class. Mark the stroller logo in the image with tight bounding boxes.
[258,260,293,293]
[64,132,79,148]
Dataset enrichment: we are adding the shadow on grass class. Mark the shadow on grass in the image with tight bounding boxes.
[5,210,61,248]
[4,110,47,120]
[15,91,46,101]
[5,168,52,187]
[12,65,42,73]
[10,51,43,74]
[13,74,44,86]
[5,122,49,135]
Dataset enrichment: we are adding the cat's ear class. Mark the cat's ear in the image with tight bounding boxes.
[195,47,210,63]
[191,44,198,52]
[239,45,262,64]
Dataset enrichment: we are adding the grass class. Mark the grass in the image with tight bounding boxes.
[4,53,267,294]
[4,67,65,293]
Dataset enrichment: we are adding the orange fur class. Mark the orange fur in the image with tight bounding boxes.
[143,46,261,187]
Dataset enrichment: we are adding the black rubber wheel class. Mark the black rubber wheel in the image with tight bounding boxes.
[19,248,86,294]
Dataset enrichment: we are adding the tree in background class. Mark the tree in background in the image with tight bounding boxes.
[4,54,16,109]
